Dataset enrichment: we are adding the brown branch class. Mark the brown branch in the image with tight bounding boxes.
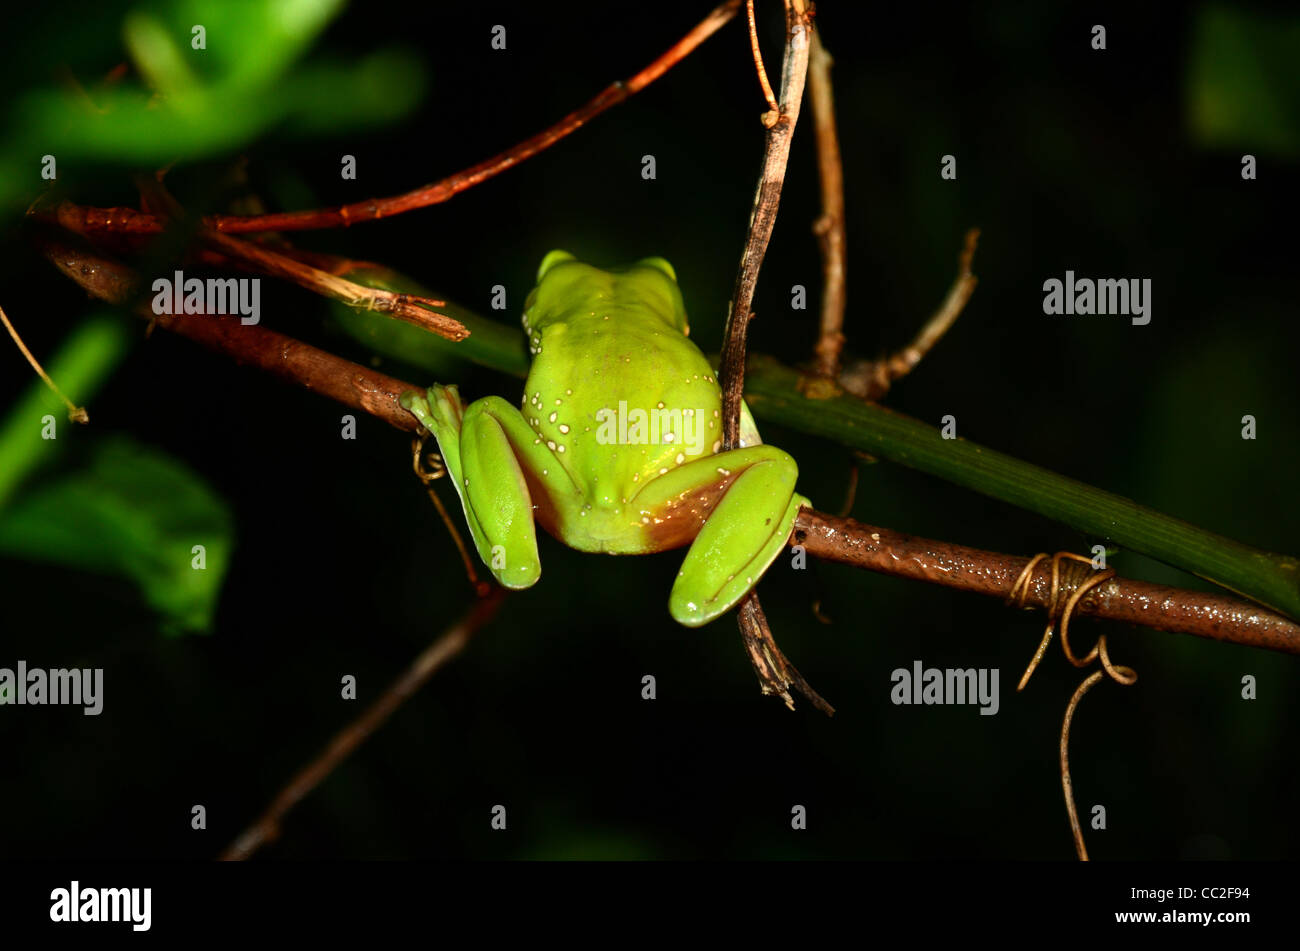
[37,234,426,431]
[717,0,817,711]
[794,509,1300,655]
[203,231,467,341]
[738,595,835,714]
[44,1,743,238]
[38,236,1300,656]
[719,0,812,447]
[220,587,505,861]
[808,26,847,379]
[838,228,980,401]
[882,226,979,382]
[746,0,780,117]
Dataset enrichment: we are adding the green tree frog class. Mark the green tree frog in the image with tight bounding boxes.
[400,251,809,626]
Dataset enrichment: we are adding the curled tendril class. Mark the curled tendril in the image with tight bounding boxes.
[1008,552,1115,691]
[410,434,445,484]
[1008,550,1138,860]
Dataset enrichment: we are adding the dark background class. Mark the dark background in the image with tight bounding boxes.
[1,0,1297,859]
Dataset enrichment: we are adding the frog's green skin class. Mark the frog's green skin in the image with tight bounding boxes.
[400,251,809,627]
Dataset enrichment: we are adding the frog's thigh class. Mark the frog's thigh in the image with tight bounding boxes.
[640,447,807,627]
[460,397,574,589]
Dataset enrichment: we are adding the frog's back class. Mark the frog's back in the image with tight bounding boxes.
[518,255,724,529]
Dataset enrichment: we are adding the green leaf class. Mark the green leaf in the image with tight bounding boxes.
[125,0,348,93]
[0,436,235,635]
[0,0,423,209]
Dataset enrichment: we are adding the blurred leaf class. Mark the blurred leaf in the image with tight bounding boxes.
[1187,4,1300,155]
[10,50,424,164]
[0,0,424,209]
[0,436,235,634]
[126,0,347,92]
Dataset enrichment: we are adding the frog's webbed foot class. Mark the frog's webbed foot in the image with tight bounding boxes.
[659,447,807,628]
[400,383,465,443]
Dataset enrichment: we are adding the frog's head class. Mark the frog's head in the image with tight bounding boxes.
[525,250,690,336]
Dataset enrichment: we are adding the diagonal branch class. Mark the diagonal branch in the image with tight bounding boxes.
[220,587,505,861]
[43,1,743,238]
[719,0,812,446]
[202,231,467,341]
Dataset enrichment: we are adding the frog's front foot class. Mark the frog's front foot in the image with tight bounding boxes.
[399,384,465,442]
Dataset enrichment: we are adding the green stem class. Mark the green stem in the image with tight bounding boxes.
[744,355,1300,620]
[340,271,1300,621]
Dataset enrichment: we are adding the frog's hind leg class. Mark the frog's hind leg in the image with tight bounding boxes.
[402,386,575,590]
[637,446,808,627]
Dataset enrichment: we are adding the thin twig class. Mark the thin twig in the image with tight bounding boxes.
[738,594,834,714]
[220,587,505,861]
[809,26,847,378]
[129,174,467,340]
[38,235,1300,655]
[884,227,979,381]
[839,228,980,400]
[43,1,744,238]
[0,303,89,422]
[746,0,780,117]
[719,0,816,710]
[719,0,812,447]
[203,231,467,341]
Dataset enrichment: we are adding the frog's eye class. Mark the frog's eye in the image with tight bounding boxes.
[636,256,677,283]
[537,249,577,282]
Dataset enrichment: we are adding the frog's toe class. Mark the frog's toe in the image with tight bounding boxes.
[668,583,721,628]
[399,389,433,427]
[401,384,465,439]
[494,557,540,590]
[427,384,465,430]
